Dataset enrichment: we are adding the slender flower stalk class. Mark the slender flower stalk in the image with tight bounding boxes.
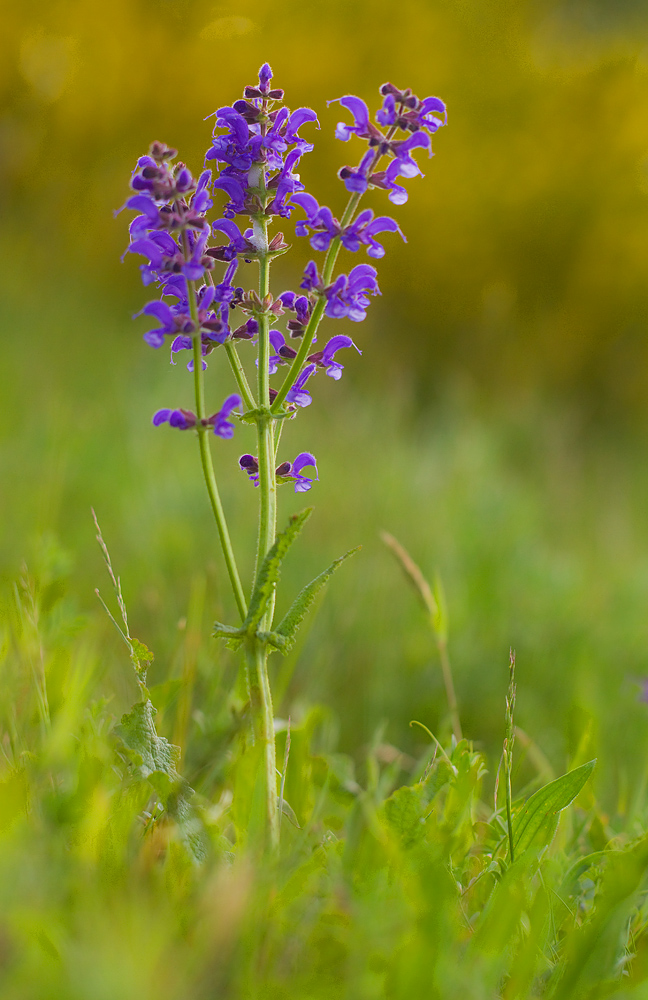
[118,65,446,852]
[224,342,256,412]
[184,264,247,621]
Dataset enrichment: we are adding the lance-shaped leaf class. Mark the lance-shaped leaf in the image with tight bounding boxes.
[272,546,360,653]
[512,758,596,858]
[245,508,313,632]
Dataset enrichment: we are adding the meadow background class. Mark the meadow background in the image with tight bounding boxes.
[3,0,648,822]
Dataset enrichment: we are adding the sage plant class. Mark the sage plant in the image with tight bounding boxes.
[119,65,446,850]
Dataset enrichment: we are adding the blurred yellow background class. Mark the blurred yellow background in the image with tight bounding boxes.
[3,0,648,413]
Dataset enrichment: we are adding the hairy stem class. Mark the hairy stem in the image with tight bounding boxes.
[250,149,280,850]
[225,341,256,413]
[183,250,247,621]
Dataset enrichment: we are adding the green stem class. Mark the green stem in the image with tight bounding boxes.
[252,637,279,850]
[225,341,256,412]
[506,749,515,864]
[183,251,247,621]
[249,147,280,850]
[203,268,257,413]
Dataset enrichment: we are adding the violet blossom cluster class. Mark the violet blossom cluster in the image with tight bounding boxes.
[119,65,446,492]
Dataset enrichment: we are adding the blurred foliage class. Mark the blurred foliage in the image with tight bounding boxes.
[2,0,648,413]
[0,562,647,999]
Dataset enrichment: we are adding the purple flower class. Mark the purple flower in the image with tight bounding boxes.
[418,96,447,132]
[331,96,375,142]
[212,174,248,218]
[127,231,183,285]
[232,317,258,341]
[292,194,404,258]
[291,193,341,251]
[278,453,319,493]
[210,219,257,260]
[308,335,361,380]
[389,132,431,178]
[190,169,213,214]
[324,264,380,322]
[279,290,312,337]
[342,209,404,258]
[283,108,319,148]
[268,330,297,373]
[376,84,447,134]
[153,408,197,430]
[136,299,193,348]
[286,364,317,407]
[209,394,241,438]
[266,148,306,217]
[239,453,260,486]
[182,229,210,281]
[240,450,317,492]
[300,260,324,295]
[338,149,375,195]
[153,394,241,437]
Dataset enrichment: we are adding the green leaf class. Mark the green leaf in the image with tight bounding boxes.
[274,546,360,653]
[280,797,301,829]
[512,758,596,857]
[257,630,288,651]
[114,701,207,863]
[114,700,180,791]
[383,784,426,849]
[213,621,246,650]
[245,508,312,631]
[130,638,154,664]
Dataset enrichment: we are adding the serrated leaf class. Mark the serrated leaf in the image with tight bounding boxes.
[114,701,180,788]
[213,622,245,639]
[115,701,207,863]
[131,638,154,663]
[213,621,245,650]
[512,759,596,857]
[257,630,288,651]
[245,508,312,631]
[274,546,360,653]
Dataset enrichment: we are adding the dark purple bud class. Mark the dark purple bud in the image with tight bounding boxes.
[240,453,260,486]
[149,141,177,163]
[258,62,273,93]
